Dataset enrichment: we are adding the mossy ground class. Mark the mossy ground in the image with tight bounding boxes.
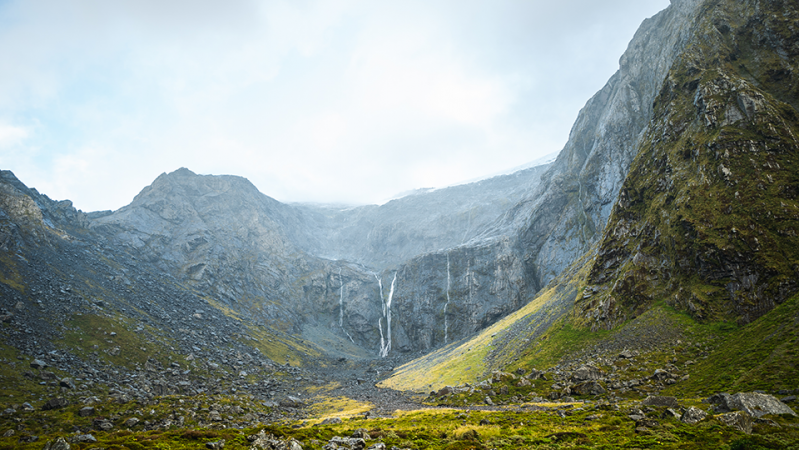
[1,398,797,449]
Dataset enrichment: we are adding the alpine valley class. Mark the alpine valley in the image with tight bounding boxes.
[2,0,799,449]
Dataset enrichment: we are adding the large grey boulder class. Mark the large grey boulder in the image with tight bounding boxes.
[572,365,603,382]
[708,392,797,418]
[42,437,70,450]
[681,407,707,424]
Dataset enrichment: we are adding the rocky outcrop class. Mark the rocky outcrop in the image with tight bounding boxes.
[484,0,704,288]
[580,0,799,329]
[382,0,707,350]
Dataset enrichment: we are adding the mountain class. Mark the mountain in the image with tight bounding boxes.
[381,0,799,398]
[2,0,799,446]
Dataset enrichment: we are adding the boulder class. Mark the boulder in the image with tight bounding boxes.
[681,407,707,424]
[717,411,753,434]
[206,440,225,450]
[124,417,140,427]
[571,381,606,396]
[491,371,516,383]
[42,437,70,450]
[279,396,305,408]
[30,359,48,369]
[572,365,603,382]
[78,406,95,417]
[70,434,97,443]
[642,396,680,409]
[708,392,797,418]
[41,398,69,411]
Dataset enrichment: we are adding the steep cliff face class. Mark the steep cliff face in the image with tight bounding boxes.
[292,163,550,269]
[381,0,708,352]
[506,0,705,287]
[579,0,799,329]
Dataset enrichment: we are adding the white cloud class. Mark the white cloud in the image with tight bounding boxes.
[0,123,28,147]
[0,0,670,211]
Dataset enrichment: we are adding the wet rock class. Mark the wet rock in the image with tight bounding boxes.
[20,402,34,411]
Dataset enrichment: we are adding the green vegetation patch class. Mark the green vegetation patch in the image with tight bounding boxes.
[61,313,180,370]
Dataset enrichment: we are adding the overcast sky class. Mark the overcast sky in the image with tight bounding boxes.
[0,0,670,212]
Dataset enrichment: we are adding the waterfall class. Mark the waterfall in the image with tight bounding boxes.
[379,272,397,358]
[338,269,354,344]
[375,274,386,353]
[444,253,451,344]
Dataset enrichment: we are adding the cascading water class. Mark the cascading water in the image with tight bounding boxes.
[375,274,386,353]
[338,269,355,344]
[444,253,451,344]
[379,272,397,358]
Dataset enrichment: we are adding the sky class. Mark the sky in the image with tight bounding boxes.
[0,0,670,212]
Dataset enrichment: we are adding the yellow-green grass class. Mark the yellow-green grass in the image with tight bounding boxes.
[0,254,26,293]
[245,325,325,368]
[306,396,374,423]
[379,281,570,392]
[60,313,186,370]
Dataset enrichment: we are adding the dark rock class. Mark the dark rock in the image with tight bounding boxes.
[642,396,680,409]
[78,406,95,417]
[572,381,606,396]
[124,417,139,427]
[206,439,225,449]
[41,398,69,411]
[279,396,305,408]
[717,411,753,434]
[572,365,603,382]
[59,378,76,389]
[30,359,48,369]
[351,428,370,439]
[42,437,71,450]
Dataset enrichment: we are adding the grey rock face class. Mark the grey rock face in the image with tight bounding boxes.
[710,392,797,418]
[680,406,707,424]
